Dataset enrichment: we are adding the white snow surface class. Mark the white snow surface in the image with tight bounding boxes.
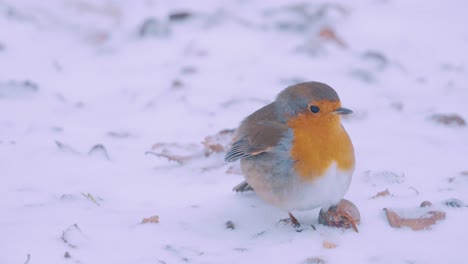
[1,0,468,263]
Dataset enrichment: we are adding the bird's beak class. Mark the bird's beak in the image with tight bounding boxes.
[333,107,353,115]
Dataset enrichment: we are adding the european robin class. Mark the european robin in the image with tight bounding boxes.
[225,82,357,230]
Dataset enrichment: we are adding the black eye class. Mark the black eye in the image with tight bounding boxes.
[309,105,320,113]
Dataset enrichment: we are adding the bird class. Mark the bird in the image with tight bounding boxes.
[225,81,357,230]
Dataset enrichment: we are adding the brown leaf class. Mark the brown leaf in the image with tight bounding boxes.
[420,201,432,208]
[319,27,347,48]
[318,199,360,232]
[146,129,235,166]
[384,208,445,231]
[201,129,235,156]
[141,215,160,224]
[370,189,391,199]
[430,114,466,127]
[322,241,337,249]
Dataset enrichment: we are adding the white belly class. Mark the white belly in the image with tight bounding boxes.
[243,161,353,211]
[284,163,353,211]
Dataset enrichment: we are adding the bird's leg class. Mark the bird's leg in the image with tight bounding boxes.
[279,212,301,229]
[288,212,301,228]
[232,181,254,192]
[279,212,302,231]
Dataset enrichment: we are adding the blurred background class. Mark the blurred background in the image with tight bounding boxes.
[2,0,466,144]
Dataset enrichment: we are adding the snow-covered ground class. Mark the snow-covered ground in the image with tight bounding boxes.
[1,0,468,263]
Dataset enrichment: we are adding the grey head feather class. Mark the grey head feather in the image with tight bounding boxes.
[274,81,340,122]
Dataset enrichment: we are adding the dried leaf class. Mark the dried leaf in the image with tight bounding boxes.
[322,241,337,249]
[384,208,445,231]
[420,201,432,208]
[201,129,235,156]
[81,193,103,206]
[225,220,235,230]
[318,199,360,232]
[141,215,160,224]
[370,189,391,199]
[430,114,466,127]
[319,27,347,48]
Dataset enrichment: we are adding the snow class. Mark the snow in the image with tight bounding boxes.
[1,0,468,263]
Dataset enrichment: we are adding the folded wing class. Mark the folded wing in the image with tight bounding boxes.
[225,103,287,162]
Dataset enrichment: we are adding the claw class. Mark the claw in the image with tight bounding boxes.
[232,181,254,192]
[279,212,302,230]
[288,212,301,228]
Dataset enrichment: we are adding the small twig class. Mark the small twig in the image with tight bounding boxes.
[55,140,80,154]
[80,193,102,206]
[88,144,110,160]
[408,187,420,195]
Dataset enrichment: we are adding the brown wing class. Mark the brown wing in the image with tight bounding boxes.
[225,103,287,162]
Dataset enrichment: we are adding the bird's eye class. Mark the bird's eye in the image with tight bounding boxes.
[309,105,320,113]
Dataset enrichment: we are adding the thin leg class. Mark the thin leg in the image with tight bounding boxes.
[288,212,301,228]
[278,212,302,229]
[319,208,335,226]
[232,181,254,192]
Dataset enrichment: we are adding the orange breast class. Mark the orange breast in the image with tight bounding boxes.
[288,113,355,181]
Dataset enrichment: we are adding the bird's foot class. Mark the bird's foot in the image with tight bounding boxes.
[279,212,302,231]
[318,199,360,232]
[232,181,254,192]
